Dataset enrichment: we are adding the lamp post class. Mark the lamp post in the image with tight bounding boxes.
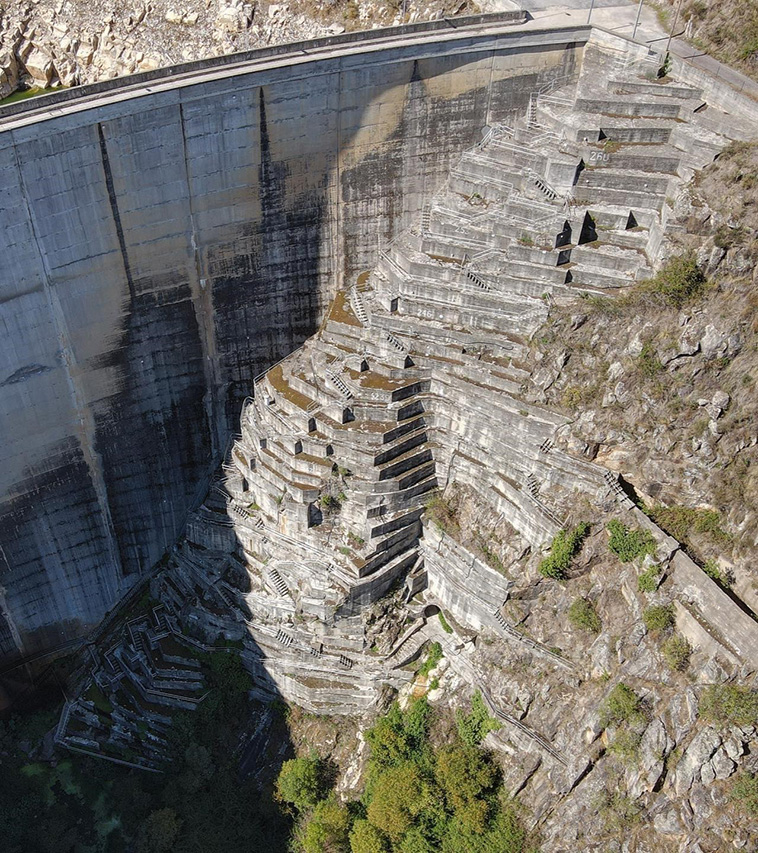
[587,0,595,25]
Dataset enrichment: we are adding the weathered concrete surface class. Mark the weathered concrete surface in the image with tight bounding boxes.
[0,19,586,661]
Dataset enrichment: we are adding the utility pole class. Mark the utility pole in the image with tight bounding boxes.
[587,0,595,25]
[632,0,644,41]
[665,0,685,58]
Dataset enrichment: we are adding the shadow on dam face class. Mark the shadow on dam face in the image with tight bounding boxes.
[0,22,584,667]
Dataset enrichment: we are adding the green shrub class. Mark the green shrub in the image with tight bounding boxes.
[699,685,758,728]
[703,557,733,588]
[639,252,707,308]
[662,634,691,672]
[608,729,642,765]
[637,564,661,593]
[567,597,601,633]
[424,491,460,534]
[438,612,453,634]
[418,643,443,678]
[643,604,675,636]
[637,342,663,378]
[730,772,758,816]
[607,519,656,562]
[601,683,646,728]
[538,522,590,580]
[319,493,341,510]
[456,691,500,747]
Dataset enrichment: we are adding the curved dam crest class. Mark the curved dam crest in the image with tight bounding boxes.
[0,16,584,661]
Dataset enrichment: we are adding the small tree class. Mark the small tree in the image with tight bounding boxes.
[298,796,351,853]
[276,755,325,813]
[350,820,388,853]
[435,742,497,834]
[455,691,500,747]
[366,763,424,841]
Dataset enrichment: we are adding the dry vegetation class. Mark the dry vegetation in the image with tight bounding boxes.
[658,0,758,80]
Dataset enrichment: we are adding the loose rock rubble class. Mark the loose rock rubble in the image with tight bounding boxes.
[0,0,478,98]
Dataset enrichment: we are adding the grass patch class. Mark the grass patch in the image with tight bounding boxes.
[538,521,590,580]
[424,490,460,535]
[637,564,661,593]
[438,612,454,634]
[731,772,758,816]
[608,729,642,765]
[647,504,730,546]
[637,341,664,378]
[699,684,758,728]
[0,87,55,106]
[702,557,733,588]
[595,787,642,832]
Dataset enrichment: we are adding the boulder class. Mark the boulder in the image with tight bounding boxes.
[710,745,736,780]
[711,390,730,410]
[673,726,722,795]
[22,44,56,86]
[0,51,19,98]
[628,717,672,798]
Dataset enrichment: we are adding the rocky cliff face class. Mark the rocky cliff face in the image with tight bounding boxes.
[0,0,475,97]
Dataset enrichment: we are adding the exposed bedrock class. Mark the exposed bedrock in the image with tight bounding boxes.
[0,20,584,661]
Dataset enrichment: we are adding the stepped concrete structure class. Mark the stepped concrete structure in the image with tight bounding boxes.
[140,34,758,717]
[1,12,758,715]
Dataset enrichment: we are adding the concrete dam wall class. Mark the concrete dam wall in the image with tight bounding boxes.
[0,16,588,661]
